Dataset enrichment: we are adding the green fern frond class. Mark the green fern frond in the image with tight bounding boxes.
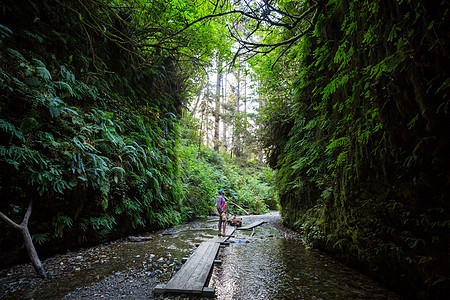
[55,81,74,96]
[0,118,24,141]
[336,151,348,166]
[326,136,350,153]
[32,233,49,245]
[0,24,13,40]
[7,48,26,62]
[52,213,73,238]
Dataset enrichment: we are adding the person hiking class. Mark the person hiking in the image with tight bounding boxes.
[216,189,227,236]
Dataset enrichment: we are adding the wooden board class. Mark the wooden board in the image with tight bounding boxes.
[209,226,236,243]
[236,221,265,230]
[162,242,220,294]
[154,226,236,296]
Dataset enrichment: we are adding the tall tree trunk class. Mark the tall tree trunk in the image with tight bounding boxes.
[258,82,263,163]
[243,71,247,151]
[198,106,204,158]
[191,80,205,116]
[214,56,222,151]
[222,72,228,150]
[198,89,208,158]
[237,65,240,116]
[207,118,212,148]
[0,199,46,278]
[234,63,241,157]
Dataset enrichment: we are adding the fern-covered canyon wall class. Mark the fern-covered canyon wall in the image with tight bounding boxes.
[265,0,449,298]
[0,0,187,268]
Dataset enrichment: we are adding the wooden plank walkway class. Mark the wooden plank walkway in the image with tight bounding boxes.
[236,220,265,230]
[154,226,236,296]
[162,242,220,294]
[210,226,236,243]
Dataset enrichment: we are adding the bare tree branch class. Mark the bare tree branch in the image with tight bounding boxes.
[0,210,21,230]
[271,43,294,70]
[224,1,320,67]
[22,199,34,226]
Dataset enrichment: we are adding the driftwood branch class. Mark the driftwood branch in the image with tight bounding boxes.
[127,235,154,242]
[225,197,250,215]
[0,199,46,278]
[0,210,21,230]
[22,198,33,226]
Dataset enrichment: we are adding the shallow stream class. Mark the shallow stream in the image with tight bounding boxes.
[210,213,400,299]
[0,212,401,299]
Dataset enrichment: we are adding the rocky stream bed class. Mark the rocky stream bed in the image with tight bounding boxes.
[0,212,401,299]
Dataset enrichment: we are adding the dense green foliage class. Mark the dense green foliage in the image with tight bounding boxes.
[0,0,187,265]
[0,0,274,268]
[179,115,276,217]
[256,0,449,297]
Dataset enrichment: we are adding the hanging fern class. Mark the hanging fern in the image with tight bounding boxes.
[326,136,350,153]
[0,118,24,141]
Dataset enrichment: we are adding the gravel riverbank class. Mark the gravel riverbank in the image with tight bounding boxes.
[0,224,214,300]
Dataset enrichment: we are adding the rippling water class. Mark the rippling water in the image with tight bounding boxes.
[211,213,401,300]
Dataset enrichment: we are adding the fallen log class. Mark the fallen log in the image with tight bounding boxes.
[127,236,153,242]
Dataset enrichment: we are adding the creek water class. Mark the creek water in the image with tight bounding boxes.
[0,211,401,299]
[210,212,400,299]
